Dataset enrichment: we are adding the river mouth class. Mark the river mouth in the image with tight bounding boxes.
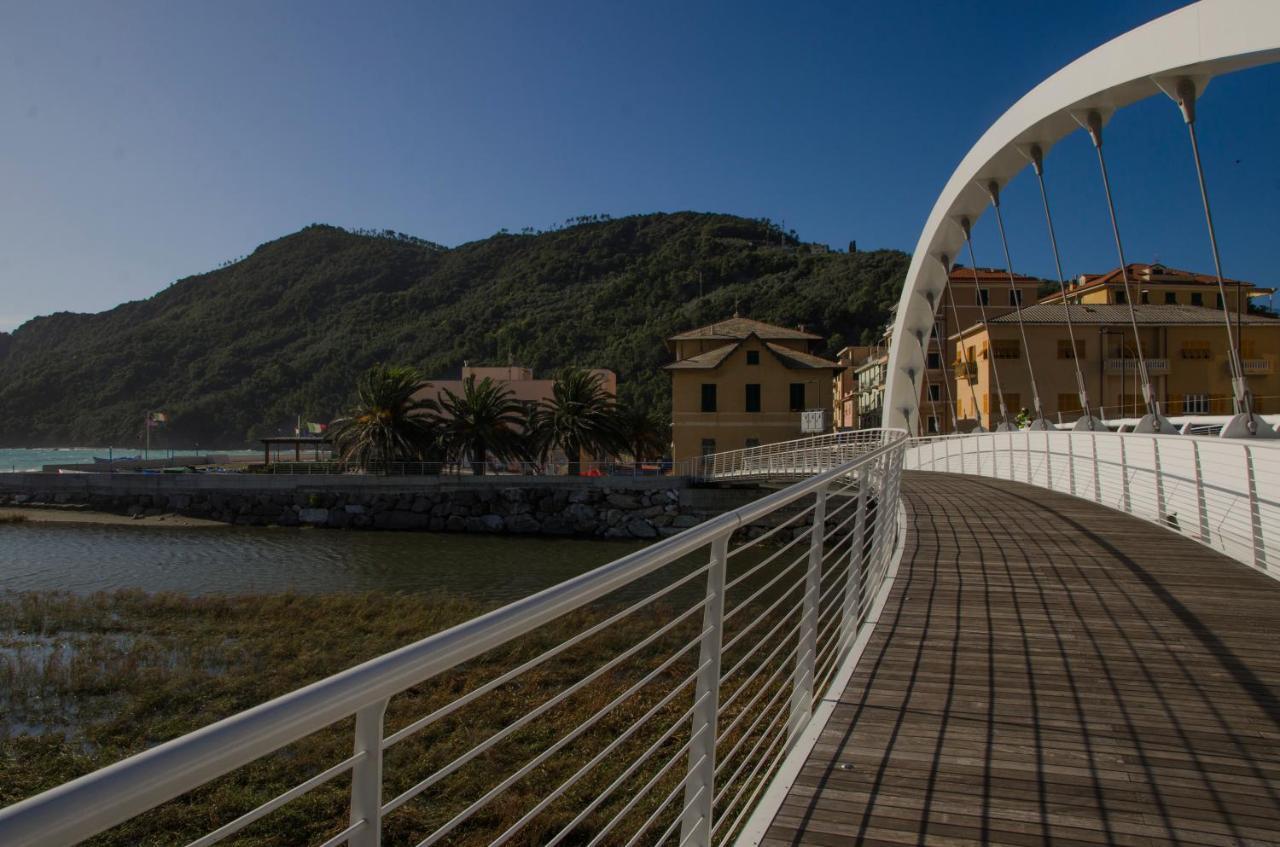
[0,520,652,600]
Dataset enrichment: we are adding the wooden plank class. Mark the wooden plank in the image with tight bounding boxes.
[761,471,1280,846]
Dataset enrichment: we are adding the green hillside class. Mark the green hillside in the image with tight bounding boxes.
[0,213,908,448]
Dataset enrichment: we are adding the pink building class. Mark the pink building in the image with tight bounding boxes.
[416,365,617,408]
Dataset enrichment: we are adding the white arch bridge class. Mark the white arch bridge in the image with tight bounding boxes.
[2,2,1278,845]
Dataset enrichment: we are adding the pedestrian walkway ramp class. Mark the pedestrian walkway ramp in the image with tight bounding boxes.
[758,471,1280,846]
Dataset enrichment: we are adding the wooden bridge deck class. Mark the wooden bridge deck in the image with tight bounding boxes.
[761,472,1280,846]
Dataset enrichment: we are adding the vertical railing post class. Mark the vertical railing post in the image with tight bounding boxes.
[1243,445,1265,571]
[1043,431,1053,491]
[1152,438,1166,522]
[349,697,389,847]
[1025,431,1033,484]
[842,467,870,654]
[790,485,828,741]
[1067,432,1077,497]
[1091,433,1102,503]
[681,534,728,847]
[1119,435,1131,513]
[1192,440,1210,543]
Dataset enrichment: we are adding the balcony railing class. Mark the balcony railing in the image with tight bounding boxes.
[1242,357,1274,375]
[1105,357,1170,375]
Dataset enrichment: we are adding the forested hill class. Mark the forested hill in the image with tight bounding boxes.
[0,213,909,448]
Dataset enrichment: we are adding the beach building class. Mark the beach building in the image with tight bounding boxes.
[665,316,841,460]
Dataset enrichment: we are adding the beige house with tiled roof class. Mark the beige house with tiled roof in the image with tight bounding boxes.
[665,316,841,460]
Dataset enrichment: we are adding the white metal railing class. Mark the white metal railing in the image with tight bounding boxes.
[698,429,896,482]
[0,431,909,847]
[256,459,699,478]
[905,431,1279,577]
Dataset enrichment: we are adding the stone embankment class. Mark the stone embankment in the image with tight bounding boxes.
[0,476,771,540]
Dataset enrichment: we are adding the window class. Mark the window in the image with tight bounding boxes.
[1164,291,1178,305]
[1008,289,1024,307]
[1057,339,1084,359]
[1114,289,1126,304]
[926,416,940,434]
[1216,293,1225,309]
[700,383,717,412]
[789,383,806,412]
[746,350,760,365]
[1057,393,1082,414]
[745,438,760,449]
[1183,393,1209,414]
[745,383,761,412]
[992,339,1021,359]
[1140,290,1150,304]
[927,351,941,370]
[1191,292,1204,307]
[928,384,941,402]
[1181,340,1211,360]
[700,438,716,457]
[977,288,990,306]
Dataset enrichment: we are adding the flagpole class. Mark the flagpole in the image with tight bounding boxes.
[145,411,150,461]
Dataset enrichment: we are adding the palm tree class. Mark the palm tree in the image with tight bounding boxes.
[329,364,441,471]
[534,368,624,475]
[616,405,669,465]
[437,375,526,475]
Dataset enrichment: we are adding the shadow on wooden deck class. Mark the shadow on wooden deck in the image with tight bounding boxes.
[762,471,1280,847]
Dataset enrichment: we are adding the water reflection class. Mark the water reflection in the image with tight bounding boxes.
[0,523,654,601]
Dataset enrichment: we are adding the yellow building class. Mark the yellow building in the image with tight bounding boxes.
[666,316,841,460]
[1040,262,1272,311]
[951,303,1280,428]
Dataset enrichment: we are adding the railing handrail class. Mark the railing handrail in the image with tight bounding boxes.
[0,430,909,847]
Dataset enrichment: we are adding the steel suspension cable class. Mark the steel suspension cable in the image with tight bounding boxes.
[942,255,985,428]
[961,219,1013,429]
[931,311,958,432]
[1028,144,1096,424]
[986,180,1045,423]
[1172,80,1255,425]
[1082,110,1161,422]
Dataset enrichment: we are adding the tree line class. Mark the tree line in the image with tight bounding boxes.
[329,364,668,475]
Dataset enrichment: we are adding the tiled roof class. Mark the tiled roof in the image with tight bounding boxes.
[663,343,738,370]
[1041,263,1272,299]
[987,304,1280,326]
[663,339,841,371]
[764,342,842,370]
[668,317,822,342]
[948,266,1044,284]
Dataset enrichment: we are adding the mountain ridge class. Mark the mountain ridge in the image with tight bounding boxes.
[0,212,908,447]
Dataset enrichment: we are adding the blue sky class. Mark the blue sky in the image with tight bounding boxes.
[2,0,1277,332]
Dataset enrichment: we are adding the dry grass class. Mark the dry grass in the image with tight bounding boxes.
[0,532,818,846]
[0,513,29,524]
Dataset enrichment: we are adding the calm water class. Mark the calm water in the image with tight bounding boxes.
[0,522,652,601]
[0,448,250,472]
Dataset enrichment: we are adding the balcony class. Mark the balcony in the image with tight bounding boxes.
[1105,357,1169,375]
[1242,357,1274,375]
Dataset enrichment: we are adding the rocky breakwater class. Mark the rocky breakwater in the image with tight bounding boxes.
[0,485,725,540]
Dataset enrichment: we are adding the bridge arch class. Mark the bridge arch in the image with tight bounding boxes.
[884,0,1280,432]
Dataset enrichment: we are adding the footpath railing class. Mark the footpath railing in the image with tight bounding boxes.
[259,459,699,478]
[904,431,1279,577]
[698,430,893,482]
[0,431,909,847]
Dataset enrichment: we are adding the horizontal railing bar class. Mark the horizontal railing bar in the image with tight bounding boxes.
[721,567,808,652]
[382,557,715,749]
[614,758,705,847]
[487,659,710,847]
[719,607,803,698]
[637,780,705,847]
[712,682,794,813]
[582,731,707,847]
[543,690,711,847]
[411,625,711,845]
[726,501,819,560]
[382,605,710,818]
[314,818,366,847]
[724,525,813,594]
[715,655,797,777]
[185,751,364,847]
